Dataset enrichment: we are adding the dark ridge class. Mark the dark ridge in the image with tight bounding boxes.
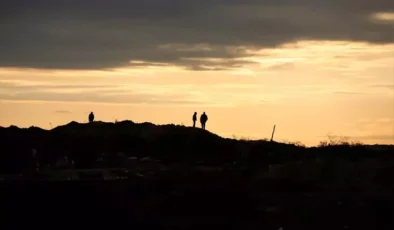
[1,121,394,229]
[0,120,392,173]
[0,120,233,171]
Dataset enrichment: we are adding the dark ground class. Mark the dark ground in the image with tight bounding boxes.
[0,121,393,229]
[1,179,393,229]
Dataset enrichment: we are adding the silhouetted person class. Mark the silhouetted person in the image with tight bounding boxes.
[88,112,95,123]
[192,112,197,127]
[200,112,208,130]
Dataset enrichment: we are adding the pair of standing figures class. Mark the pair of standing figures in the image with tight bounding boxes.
[193,112,208,130]
[88,111,208,130]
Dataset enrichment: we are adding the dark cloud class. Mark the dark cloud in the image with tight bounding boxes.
[334,91,366,95]
[0,90,203,105]
[0,80,202,105]
[369,84,394,90]
[0,81,118,91]
[0,0,393,70]
[267,62,296,70]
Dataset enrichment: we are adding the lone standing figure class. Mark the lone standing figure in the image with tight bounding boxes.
[88,112,95,123]
[200,112,208,130]
[192,112,197,128]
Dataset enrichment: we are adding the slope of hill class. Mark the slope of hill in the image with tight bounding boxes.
[0,120,234,170]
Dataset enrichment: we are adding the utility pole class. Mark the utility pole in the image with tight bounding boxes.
[270,125,276,142]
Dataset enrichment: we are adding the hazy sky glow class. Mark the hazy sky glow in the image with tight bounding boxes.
[0,0,393,146]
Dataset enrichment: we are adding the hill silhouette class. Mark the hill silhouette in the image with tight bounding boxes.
[0,120,393,173]
[0,120,232,171]
[1,120,394,229]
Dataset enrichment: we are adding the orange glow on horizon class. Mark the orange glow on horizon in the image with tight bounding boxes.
[1,40,393,146]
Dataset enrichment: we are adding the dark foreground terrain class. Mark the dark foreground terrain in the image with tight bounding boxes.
[0,121,393,229]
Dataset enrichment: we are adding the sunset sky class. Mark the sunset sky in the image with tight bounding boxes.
[0,0,393,146]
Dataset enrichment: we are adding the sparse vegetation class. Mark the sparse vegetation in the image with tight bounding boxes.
[318,134,364,147]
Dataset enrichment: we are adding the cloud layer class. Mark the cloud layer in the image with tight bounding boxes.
[1,0,393,70]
